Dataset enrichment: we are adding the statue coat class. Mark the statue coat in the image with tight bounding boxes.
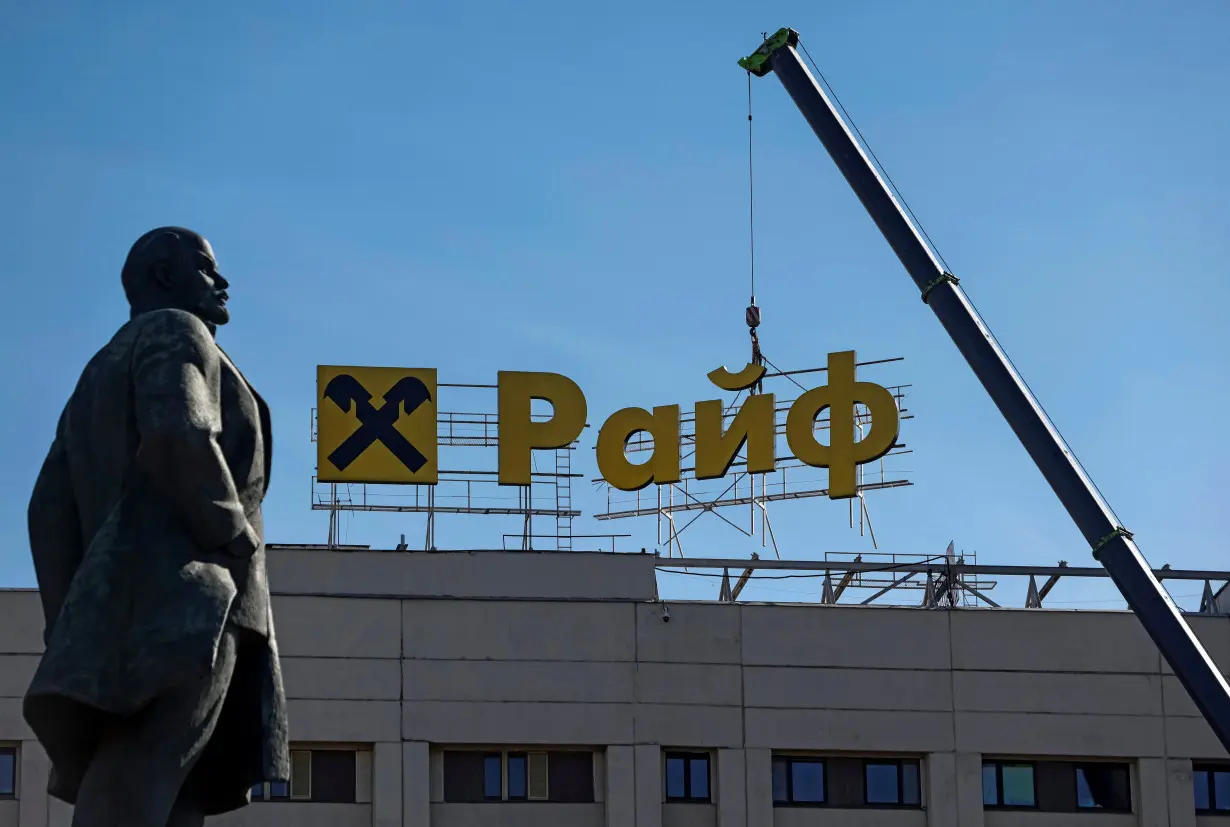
[23,308,290,816]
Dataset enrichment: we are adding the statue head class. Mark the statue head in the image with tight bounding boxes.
[121,227,231,327]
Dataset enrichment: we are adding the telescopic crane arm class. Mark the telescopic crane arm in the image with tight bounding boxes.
[739,28,1230,752]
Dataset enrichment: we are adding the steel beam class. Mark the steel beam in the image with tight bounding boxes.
[660,556,1230,581]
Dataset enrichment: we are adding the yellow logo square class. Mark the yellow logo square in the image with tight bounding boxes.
[316,366,438,484]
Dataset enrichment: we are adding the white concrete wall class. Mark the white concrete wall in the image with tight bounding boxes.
[775,811,926,827]
[717,749,746,827]
[430,802,603,827]
[213,803,372,827]
[663,803,716,827]
[3,550,1230,827]
[983,815,1134,827]
[608,746,636,827]
[1,592,42,827]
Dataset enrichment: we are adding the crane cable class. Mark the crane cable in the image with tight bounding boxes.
[746,56,805,395]
[745,61,764,395]
[746,68,757,306]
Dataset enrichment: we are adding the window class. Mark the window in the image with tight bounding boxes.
[483,753,503,800]
[310,750,358,804]
[444,752,490,802]
[665,752,710,802]
[983,761,1037,808]
[865,759,921,806]
[1075,763,1131,812]
[443,750,594,803]
[771,754,923,809]
[249,779,290,802]
[529,752,550,801]
[291,750,312,799]
[772,756,825,805]
[0,747,14,798]
[983,759,1132,813]
[507,753,528,801]
[1195,765,1230,813]
[252,749,357,803]
[547,751,595,803]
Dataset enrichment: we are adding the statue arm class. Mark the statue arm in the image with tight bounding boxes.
[28,410,84,644]
[131,310,258,557]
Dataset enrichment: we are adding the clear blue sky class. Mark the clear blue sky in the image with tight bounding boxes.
[2,0,1227,610]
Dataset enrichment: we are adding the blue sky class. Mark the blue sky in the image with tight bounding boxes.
[1,0,1227,610]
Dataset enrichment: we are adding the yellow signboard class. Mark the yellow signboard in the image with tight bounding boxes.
[316,365,438,484]
[315,352,899,498]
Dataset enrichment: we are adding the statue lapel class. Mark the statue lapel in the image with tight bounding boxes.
[217,347,273,495]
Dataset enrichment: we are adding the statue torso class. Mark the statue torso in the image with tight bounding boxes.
[59,312,273,635]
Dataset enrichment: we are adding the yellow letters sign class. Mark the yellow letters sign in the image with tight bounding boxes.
[316,365,438,484]
[592,351,899,498]
[596,404,682,491]
[315,352,899,499]
[497,371,587,485]
[785,351,898,498]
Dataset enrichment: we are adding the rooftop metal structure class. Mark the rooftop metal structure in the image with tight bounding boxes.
[592,358,914,559]
[311,382,596,552]
[661,552,1230,613]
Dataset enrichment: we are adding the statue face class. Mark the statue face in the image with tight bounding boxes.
[174,235,231,327]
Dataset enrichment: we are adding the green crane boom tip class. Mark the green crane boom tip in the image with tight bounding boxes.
[737,28,798,77]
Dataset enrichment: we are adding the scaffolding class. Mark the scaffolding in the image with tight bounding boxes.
[672,551,1230,613]
[311,382,592,551]
[593,358,914,559]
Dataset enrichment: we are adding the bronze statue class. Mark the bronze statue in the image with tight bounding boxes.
[23,228,290,827]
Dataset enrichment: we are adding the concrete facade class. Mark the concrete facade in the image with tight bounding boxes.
[0,548,1228,827]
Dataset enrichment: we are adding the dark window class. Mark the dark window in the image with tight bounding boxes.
[984,759,1131,813]
[1195,765,1230,813]
[483,753,502,800]
[983,761,1037,808]
[253,753,329,804]
[665,752,710,802]
[507,753,527,801]
[865,759,921,806]
[903,762,921,805]
[290,750,312,799]
[772,756,825,805]
[443,750,595,804]
[1075,763,1131,812]
[311,750,357,804]
[866,763,897,804]
[772,759,788,803]
[528,752,549,800]
[1217,772,1230,812]
[547,751,595,803]
[444,751,490,803]
[250,780,292,802]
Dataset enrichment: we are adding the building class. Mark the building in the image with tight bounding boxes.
[2,547,1230,827]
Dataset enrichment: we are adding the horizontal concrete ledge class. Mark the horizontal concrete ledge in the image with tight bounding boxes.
[267,549,659,601]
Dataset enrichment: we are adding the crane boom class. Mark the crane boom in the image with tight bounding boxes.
[739,28,1230,752]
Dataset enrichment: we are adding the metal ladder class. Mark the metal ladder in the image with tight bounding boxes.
[554,446,573,551]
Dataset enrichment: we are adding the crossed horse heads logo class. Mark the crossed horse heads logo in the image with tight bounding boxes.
[322,374,432,473]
